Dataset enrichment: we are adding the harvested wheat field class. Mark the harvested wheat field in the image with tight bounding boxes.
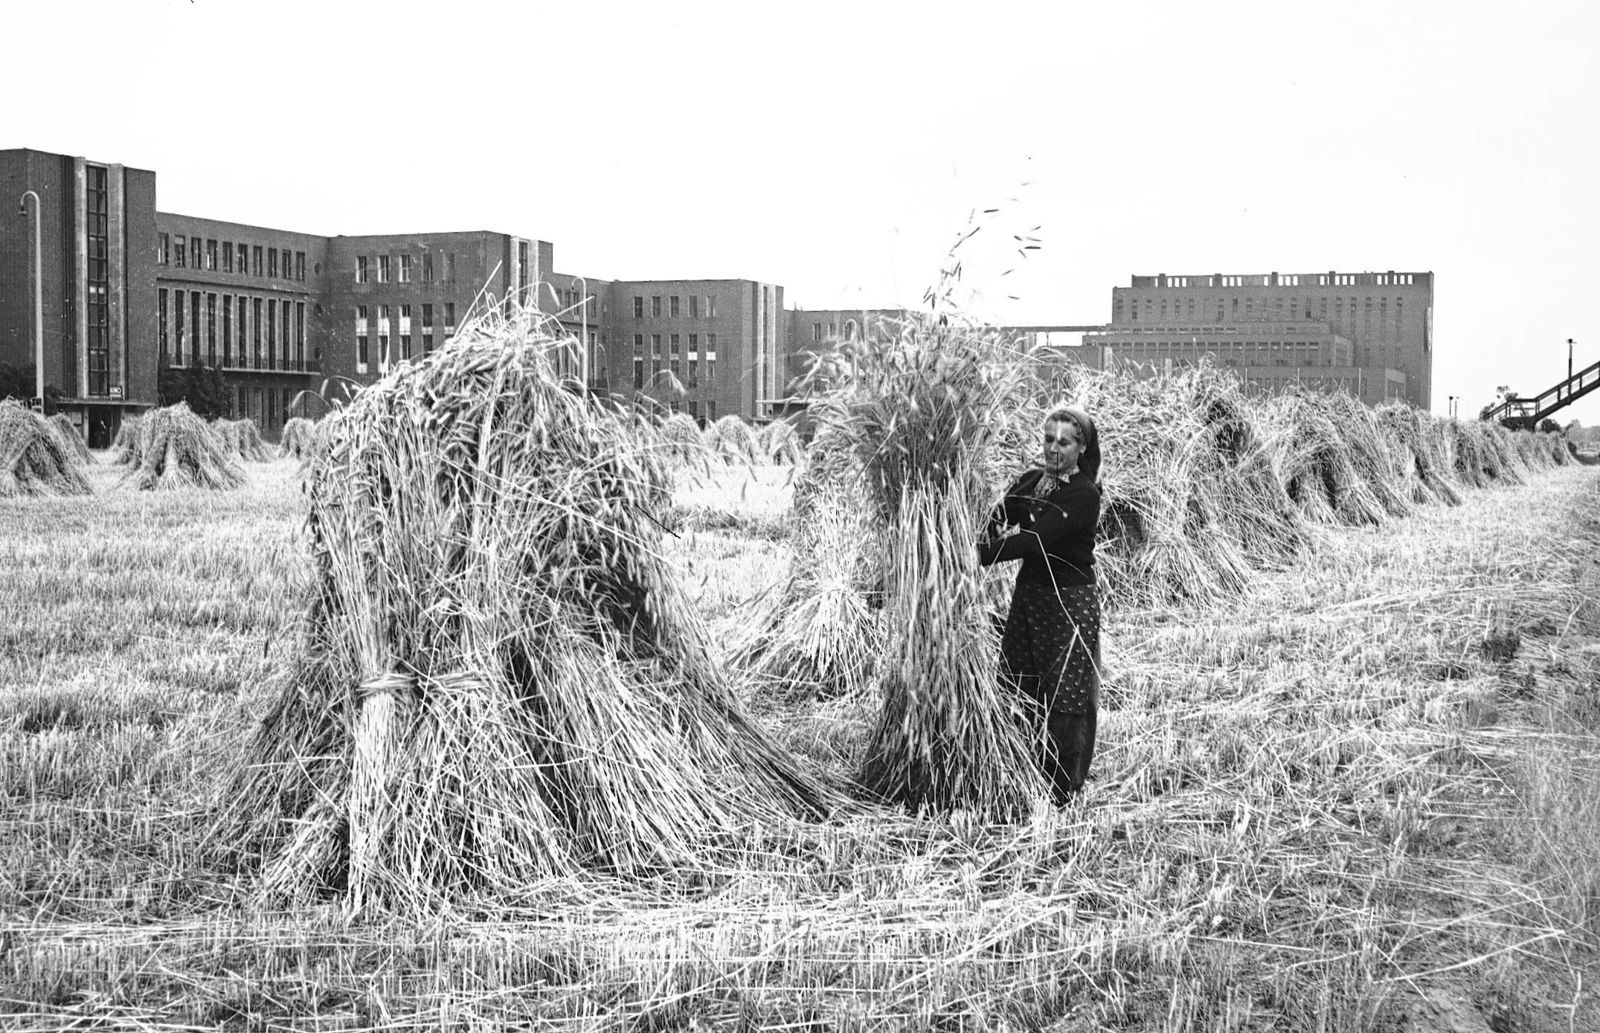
[1,334,1598,1030]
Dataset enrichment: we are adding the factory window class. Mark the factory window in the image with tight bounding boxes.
[236,243,248,274]
[237,294,249,364]
[705,295,717,319]
[357,255,369,283]
[268,249,278,279]
[296,302,305,368]
[689,295,700,318]
[422,333,434,355]
[252,246,264,276]
[399,254,412,283]
[670,295,680,317]
[377,255,390,283]
[174,290,186,363]
[207,293,217,365]
[670,333,680,358]
[633,296,643,319]
[191,237,201,269]
[651,296,662,317]
[401,333,412,360]
[191,292,201,367]
[421,303,433,329]
[444,252,456,282]
[296,252,305,281]
[158,233,170,265]
[206,239,218,270]
[174,235,187,268]
[633,358,644,389]
[813,323,823,342]
[651,334,662,357]
[253,298,263,367]
[222,242,234,273]
[222,296,232,366]
[633,333,643,355]
[358,334,369,371]
[422,253,434,283]
[444,302,456,330]
[158,289,169,360]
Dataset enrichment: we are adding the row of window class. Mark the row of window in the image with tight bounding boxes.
[1119,340,1325,351]
[633,294,718,320]
[630,332,719,390]
[1122,295,1408,337]
[85,167,114,397]
[355,252,455,285]
[158,288,307,372]
[159,234,307,281]
[1160,274,1419,288]
[811,320,862,343]
[353,302,456,374]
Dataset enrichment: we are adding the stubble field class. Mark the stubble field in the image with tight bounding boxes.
[2,454,1598,1031]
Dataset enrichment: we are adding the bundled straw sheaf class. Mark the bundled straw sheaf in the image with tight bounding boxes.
[216,417,273,462]
[657,411,709,464]
[1263,390,1389,526]
[111,414,147,466]
[805,313,1045,816]
[278,416,323,461]
[1008,360,1568,610]
[705,414,762,466]
[759,418,805,465]
[1374,402,1463,506]
[738,427,883,700]
[48,413,92,465]
[118,402,247,491]
[0,400,93,497]
[220,312,835,912]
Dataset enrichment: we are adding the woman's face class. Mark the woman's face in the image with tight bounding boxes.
[1041,418,1083,477]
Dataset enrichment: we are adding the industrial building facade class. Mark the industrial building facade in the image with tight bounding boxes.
[4,149,1438,442]
[1,147,840,440]
[1084,271,1434,407]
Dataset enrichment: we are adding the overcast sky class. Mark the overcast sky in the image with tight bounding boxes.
[10,0,1599,422]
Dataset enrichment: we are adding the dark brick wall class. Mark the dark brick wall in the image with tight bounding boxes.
[0,150,77,397]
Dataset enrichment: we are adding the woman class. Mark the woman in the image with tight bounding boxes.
[979,406,1102,803]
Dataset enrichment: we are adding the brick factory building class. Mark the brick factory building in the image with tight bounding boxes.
[0,150,159,447]
[1080,271,1435,407]
[1,147,834,439]
[3,148,1439,440]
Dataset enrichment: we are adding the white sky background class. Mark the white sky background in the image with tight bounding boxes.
[9,0,1599,422]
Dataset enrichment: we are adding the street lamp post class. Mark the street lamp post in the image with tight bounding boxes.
[18,191,43,407]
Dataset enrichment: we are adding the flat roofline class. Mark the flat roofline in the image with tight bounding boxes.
[158,211,328,238]
[2,148,157,176]
[330,230,551,241]
[1125,270,1434,283]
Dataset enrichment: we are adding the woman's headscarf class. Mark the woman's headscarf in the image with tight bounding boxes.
[1046,405,1101,484]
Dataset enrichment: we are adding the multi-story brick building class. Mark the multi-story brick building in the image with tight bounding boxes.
[1,147,813,436]
[154,213,327,432]
[1084,271,1434,406]
[1,150,158,446]
[607,280,785,424]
